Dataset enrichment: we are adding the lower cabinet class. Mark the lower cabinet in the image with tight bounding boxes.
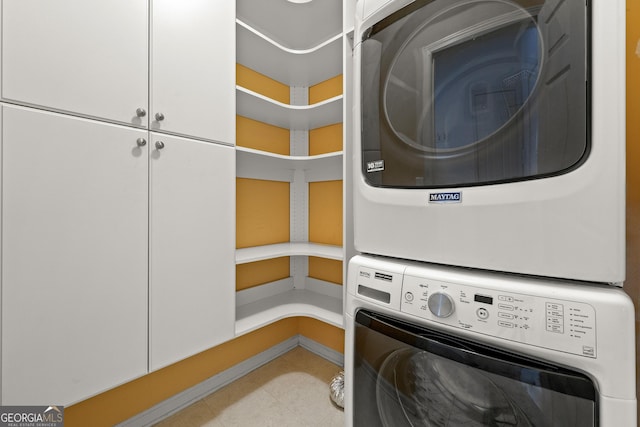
[148,132,235,371]
[1,105,235,405]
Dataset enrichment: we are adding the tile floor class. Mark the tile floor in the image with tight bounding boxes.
[154,346,345,427]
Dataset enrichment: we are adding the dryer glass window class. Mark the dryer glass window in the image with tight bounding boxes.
[360,0,589,188]
[353,310,597,426]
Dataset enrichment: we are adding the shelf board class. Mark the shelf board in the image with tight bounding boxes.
[237,0,342,51]
[235,288,344,336]
[237,20,342,87]
[236,86,343,130]
[236,147,343,182]
[236,242,343,264]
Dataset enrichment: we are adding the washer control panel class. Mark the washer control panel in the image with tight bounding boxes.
[400,274,597,358]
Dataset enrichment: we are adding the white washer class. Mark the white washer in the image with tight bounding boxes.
[344,255,636,426]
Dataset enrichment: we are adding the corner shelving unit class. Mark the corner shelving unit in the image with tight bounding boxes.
[235,0,346,336]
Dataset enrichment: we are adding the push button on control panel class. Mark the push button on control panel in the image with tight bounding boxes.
[546,302,564,334]
[476,307,489,320]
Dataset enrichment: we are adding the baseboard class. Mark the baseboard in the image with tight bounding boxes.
[117,335,344,427]
[298,335,344,368]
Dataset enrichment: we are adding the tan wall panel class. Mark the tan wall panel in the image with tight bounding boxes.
[236,63,290,104]
[236,178,290,248]
[625,0,640,415]
[308,257,343,285]
[237,115,290,155]
[309,74,343,104]
[309,123,343,155]
[237,257,291,291]
[309,180,343,246]
[298,317,345,354]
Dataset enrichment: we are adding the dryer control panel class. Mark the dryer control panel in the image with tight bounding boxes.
[400,274,597,358]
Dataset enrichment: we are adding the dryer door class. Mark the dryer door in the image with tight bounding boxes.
[353,310,597,426]
[360,0,588,188]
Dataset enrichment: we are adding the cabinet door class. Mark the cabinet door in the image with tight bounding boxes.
[1,0,148,126]
[151,0,235,143]
[149,133,235,371]
[1,106,149,405]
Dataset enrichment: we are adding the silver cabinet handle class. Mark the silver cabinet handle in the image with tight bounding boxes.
[155,141,165,150]
[136,138,147,147]
[155,112,165,121]
[136,108,147,117]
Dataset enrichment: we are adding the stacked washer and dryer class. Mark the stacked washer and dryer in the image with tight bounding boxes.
[345,0,636,426]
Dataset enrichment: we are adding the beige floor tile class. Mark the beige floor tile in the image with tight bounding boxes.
[154,400,224,427]
[154,346,344,427]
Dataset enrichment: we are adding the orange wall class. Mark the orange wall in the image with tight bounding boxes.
[625,0,640,408]
[236,178,290,248]
[65,318,343,426]
[236,64,290,104]
[66,318,300,426]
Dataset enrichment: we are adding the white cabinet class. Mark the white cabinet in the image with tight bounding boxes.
[1,105,149,405]
[0,0,237,406]
[151,0,235,143]
[1,105,237,404]
[1,0,235,144]
[149,133,235,371]
[1,0,148,126]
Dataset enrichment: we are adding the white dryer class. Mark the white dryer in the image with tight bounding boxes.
[344,255,637,426]
[352,0,626,284]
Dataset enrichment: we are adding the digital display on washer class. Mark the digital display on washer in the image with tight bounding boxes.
[474,294,493,305]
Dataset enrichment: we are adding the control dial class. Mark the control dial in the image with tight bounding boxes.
[428,292,455,318]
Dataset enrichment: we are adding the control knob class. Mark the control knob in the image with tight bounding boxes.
[428,292,455,318]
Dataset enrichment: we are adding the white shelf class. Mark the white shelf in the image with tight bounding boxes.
[236,242,344,265]
[234,0,347,336]
[237,0,342,51]
[235,288,344,336]
[237,20,342,87]
[236,86,343,130]
[236,147,343,182]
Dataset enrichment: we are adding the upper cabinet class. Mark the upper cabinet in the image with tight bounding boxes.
[1,0,149,126]
[1,0,235,144]
[150,0,235,143]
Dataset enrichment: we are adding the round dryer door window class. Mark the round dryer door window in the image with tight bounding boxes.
[384,1,542,156]
[359,0,589,188]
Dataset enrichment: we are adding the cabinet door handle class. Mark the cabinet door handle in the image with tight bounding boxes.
[136,138,147,147]
[155,141,165,150]
[136,108,147,118]
[155,112,165,121]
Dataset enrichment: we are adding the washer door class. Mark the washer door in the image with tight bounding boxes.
[353,310,597,426]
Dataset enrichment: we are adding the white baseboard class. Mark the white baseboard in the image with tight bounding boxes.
[298,335,344,369]
[117,335,344,427]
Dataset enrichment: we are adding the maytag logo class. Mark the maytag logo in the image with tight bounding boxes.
[429,192,462,203]
[366,160,384,173]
